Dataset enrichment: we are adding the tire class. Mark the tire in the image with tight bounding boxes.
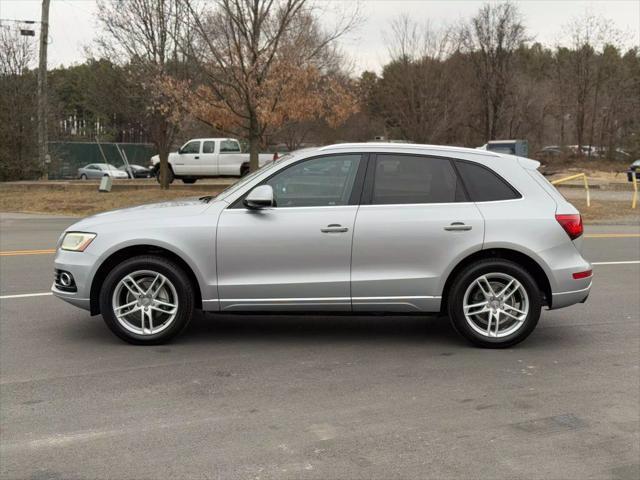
[99,255,195,345]
[182,178,197,184]
[240,164,250,177]
[447,259,542,348]
[155,167,175,184]
[80,174,87,180]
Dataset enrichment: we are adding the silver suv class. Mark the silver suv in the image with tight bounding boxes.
[52,144,592,347]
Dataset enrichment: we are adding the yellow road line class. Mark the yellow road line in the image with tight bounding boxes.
[584,234,640,238]
[0,249,56,256]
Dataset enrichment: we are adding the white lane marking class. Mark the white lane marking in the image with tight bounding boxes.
[0,292,53,300]
[591,261,640,265]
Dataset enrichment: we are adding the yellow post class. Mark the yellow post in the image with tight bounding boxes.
[551,173,590,207]
[632,171,638,209]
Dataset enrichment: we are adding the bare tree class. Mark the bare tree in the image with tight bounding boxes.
[96,0,188,188]
[460,1,527,141]
[556,13,626,157]
[173,0,359,171]
[0,27,38,180]
[371,15,455,143]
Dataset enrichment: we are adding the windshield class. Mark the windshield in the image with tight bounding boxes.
[214,154,294,201]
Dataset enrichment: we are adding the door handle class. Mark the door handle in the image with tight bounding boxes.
[444,222,472,231]
[194,156,200,159]
[321,224,349,233]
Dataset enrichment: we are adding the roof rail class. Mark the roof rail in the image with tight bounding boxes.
[318,142,500,157]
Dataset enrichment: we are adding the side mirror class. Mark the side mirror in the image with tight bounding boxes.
[177,148,183,154]
[244,185,275,209]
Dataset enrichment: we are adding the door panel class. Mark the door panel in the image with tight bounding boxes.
[198,140,217,176]
[216,153,365,311]
[217,207,357,311]
[174,140,201,175]
[351,203,484,312]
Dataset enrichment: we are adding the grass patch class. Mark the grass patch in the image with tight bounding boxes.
[570,198,639,224]
[0,187,222,216]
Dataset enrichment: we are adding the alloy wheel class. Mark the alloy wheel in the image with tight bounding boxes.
[462,272,529,338]
[112,270,179,336]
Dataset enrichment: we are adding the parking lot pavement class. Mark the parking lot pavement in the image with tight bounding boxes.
[1,214,639,479]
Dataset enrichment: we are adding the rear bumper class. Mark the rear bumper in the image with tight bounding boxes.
[549,281,592,309]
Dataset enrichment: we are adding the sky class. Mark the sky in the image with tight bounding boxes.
[1,0,639,73]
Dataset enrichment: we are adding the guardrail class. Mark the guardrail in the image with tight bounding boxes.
[552,173,591,207]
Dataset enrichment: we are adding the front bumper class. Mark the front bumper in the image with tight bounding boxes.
[50,248,97,312]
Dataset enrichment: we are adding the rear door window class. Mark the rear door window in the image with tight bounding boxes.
[455,161,521,202]
[371,154,465,204]
[220,140,241,153]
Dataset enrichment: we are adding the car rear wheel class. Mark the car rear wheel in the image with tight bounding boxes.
[240,164,249,177]
[447,259,541,348]
[80,174,87,180]
[99,255,194,345]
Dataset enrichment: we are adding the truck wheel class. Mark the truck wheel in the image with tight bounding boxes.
[182,178,197,184]
[240,164,250,177]
[155,167,175,184]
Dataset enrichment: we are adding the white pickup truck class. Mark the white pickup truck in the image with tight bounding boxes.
[150,138,273,184]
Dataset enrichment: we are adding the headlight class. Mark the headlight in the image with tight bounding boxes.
[61,232,96,252]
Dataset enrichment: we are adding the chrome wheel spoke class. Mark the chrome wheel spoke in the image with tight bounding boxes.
[154,298,176,309]
[476,276,495,298]
[500,308,525,322]
[114,300,138,313]
[503,303,526,315]
[150,305,177,315]
[464,300,489,315]
[486,311,493,336]
[122,275,144,296]
[148,276,166,299]
[497,279,515,298]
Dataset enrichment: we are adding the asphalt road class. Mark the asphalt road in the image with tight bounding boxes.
[1,213,639,480]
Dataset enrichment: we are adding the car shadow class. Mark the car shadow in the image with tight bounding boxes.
[177,312,466,347]
[64,310,573,351]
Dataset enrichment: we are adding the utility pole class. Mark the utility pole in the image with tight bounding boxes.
[37,0,50,180]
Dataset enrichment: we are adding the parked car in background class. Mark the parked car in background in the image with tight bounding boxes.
[150,138,273,184]
[54,143,591,348]
[120,164,153,179]
[627,159,640,182]
[535,146,563,158]
[78,163,129,180]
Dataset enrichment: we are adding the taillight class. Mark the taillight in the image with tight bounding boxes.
[555,214,583,240]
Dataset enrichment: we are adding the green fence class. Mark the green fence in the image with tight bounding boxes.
[48,141,157,179]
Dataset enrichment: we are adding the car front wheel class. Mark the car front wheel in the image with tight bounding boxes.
[447,259,542,348]
[99,255,195,345]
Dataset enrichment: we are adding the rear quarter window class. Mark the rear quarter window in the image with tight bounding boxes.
[455,161,521,202]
